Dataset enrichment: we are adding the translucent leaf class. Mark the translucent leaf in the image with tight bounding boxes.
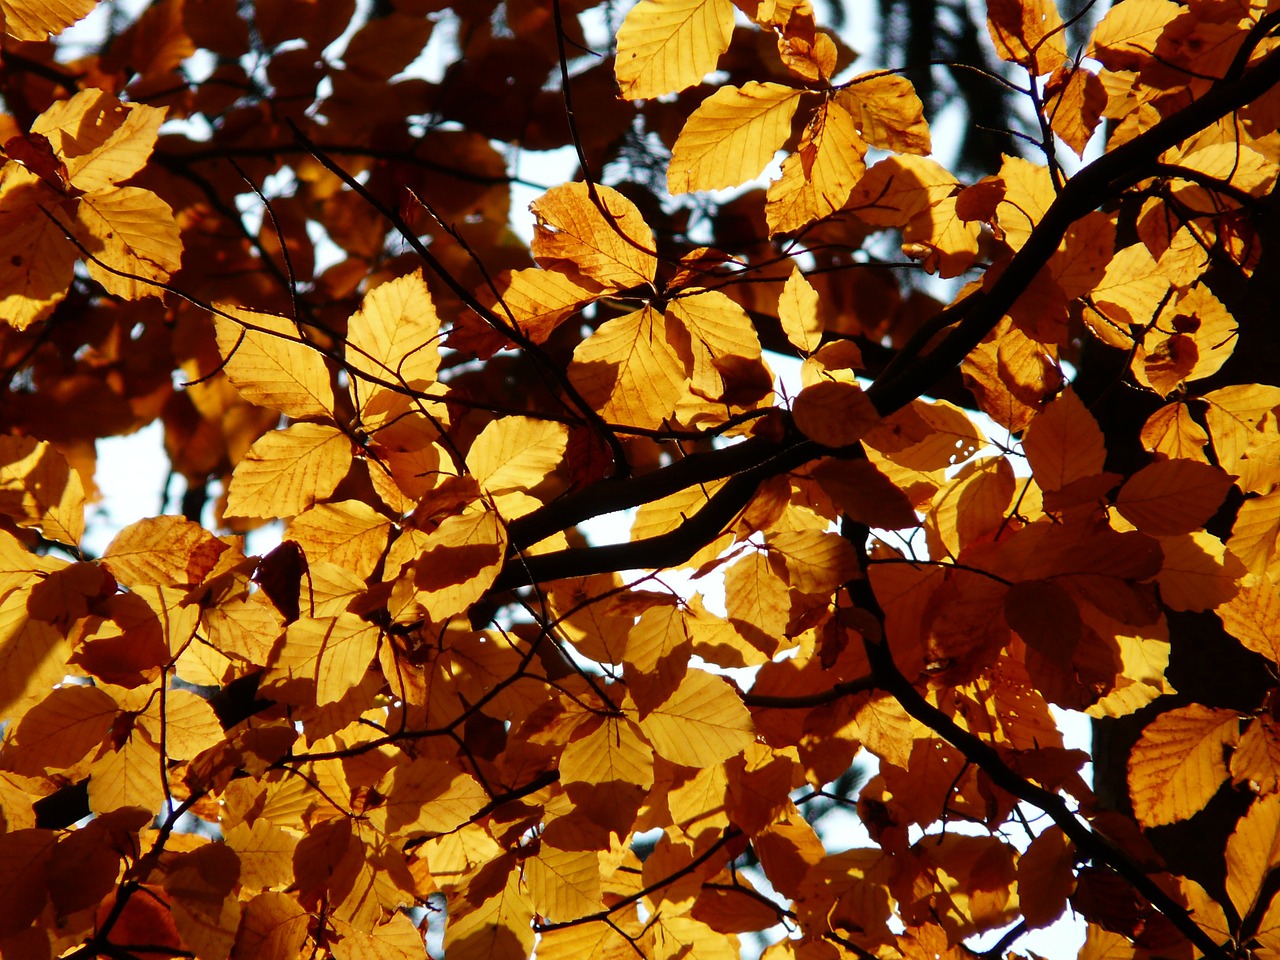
[777,267,823,353]
[1128,704,1238,827]
[0,434,84,546]
[276,613,380,705]
[1226,793,1280,917]
[615,0,734,100]
[524,844,604,922]
[1114,459,1233,537]
[102,515,229,587]
[73,186,182,299]
[31,88,166,192]
[986,0,1068,73]
[765,99,866,235]
[0,163,75,330]
[413,507,506,621]
[1022,388,1106,492]
[3,685,117,776]
[213,305,338,420]
[791,380,878,448]
[287,500,391,581]
[567,305,689,429]
[0,0,96,41]
[467,416,568,516]
[636,669,755,767]
[531,183,656,290]
[668,82,804,194]
[838,74,932,154]
[371,757,487,838]
[225,423,353,520]
[346,270,440,419]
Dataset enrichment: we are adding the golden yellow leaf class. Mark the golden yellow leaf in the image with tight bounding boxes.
[838,75,932,154]
[0,435,84,546]
[1155,530,1244,613]
[986,0,1068,73]
[1228,493,1280,579]
[791,380,878,448]
[777,267,823,354]
[1044,64,1106,157]
[525,844,604,922]
[224,819,297,892]
[87,734,166,814]
[274,612,380,705]
[102,515,228,588]
[483,266,599,345]
[1226,794,1280,917]
[346,269,440,419]
[0,163,76,329]
[1087,0,1179,68]
[635,669,755,767]
[288,500,392,581]
[213,305,337,420]
[667,288,763,398]
[1114,459,1232,537]
[31,88,166,192]
[531,183,656,290]
[0,588,73,719]
[1203,385,1280,495]
[329,912,424,960]
[1140,401,1209,464]
[765,99,866,235]
[561,714,654,834]
[467,416,568,517]
[1128,703,1238,827]
[136,688,224,760]
[371,757,488,838]
[1,0,96,40]
[1085,243,1170,331]
[1232,714,1280,793]
[72,186,182,299]
[723,550,790,661]
[1022,388,1105,492]
[232,892,309,960]
[568,305,689,429]
[901,195,979,278]
[3,684,117,776]
[845,155,959,228]
[413,506,506,621]
[994,155,1052,252]
[668,82,804,194]
[769,529,861,596]
[625,604,691,714]
[444,867,534,960]
[225,423,353,520]
[614,0,734,100]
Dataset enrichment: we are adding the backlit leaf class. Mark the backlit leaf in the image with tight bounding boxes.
[531,183,656,290]
[1128,704,1238,827]
[669,82,804,194]
[72,187,182,299]
[636,669,755,767]
[615,0,734,100]
[1114,460,1233,537]
[226,423,352,520]
[1,0,96,40]
[31,88,166,192]
[213,306,337,421]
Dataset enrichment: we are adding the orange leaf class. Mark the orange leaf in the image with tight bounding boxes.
[615,0,735,100]
[791,380,878,448]
[1128,704,1238,827]
[531,183,656,290]
[1114,459,1233,537]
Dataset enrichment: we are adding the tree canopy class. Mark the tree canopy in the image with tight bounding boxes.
[1,1,1279,959]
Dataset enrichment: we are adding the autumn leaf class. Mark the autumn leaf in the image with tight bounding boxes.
[1129,704,1239,827]
[225,423,353,520]
[668,82,804,194]
[213,306,337,421]
[531,183,656,290]
[614,0,735,100]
